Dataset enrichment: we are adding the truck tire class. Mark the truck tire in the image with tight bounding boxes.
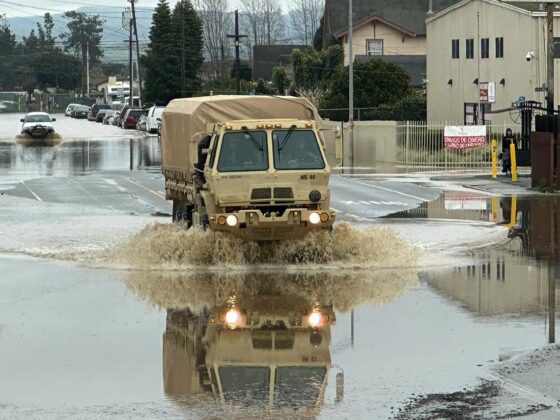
[172,200,193,227]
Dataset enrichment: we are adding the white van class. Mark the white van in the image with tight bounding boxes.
[146,105,164,134]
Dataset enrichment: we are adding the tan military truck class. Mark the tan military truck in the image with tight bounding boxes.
[160,95,335,241]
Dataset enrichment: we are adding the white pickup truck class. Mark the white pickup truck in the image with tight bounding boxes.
[20,112,56,138]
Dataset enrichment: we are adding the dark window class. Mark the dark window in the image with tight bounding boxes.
[217,130,268,172]
[481,38,489,59]
[452,39,460,59]
[496,37,504,58]
[466,38,474,59]
[274,366,326,407]
[272,129,325,170]
[219,366,269,405]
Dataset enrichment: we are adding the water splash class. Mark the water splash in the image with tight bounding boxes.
[15,132,63,146]
[118,221,419,269]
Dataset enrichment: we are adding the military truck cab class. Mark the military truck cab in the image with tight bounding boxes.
[161,96,335,241]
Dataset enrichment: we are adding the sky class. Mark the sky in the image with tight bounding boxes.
[0,0,294,18]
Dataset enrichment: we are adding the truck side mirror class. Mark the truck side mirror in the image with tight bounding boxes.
[51,118,56,122]
[20,119,24,122]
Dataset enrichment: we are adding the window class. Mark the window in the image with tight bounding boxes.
[496,37,504,58]
[217,130,268,172]
[272,130,325,170]
[481,38,489,59]
[466,38,474,59]
[366,39,383,56]
[452,39,460,59]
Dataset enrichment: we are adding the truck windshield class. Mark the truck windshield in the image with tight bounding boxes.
[273,130,325,170]
[274,366,326,407]
[217,131,268,172]
[219,366,270,404]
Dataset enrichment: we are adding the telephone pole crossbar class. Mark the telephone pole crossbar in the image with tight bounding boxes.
[227,10,247,94]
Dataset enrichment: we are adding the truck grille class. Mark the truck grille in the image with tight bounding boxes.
[251,188,271,200]
[273,187,294,199]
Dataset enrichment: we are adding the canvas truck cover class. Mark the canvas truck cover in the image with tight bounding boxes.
[161,95,321,178]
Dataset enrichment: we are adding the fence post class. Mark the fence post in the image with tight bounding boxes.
[405,121,409,166]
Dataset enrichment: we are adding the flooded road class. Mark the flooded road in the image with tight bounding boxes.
[0,114,559,418]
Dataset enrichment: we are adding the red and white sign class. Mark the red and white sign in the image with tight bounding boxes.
[480,82,496,103]
[444,125,487,149]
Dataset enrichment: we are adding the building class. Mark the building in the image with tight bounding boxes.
[426,0,553,124]
[252,45,308,81]
[322,0,459,84]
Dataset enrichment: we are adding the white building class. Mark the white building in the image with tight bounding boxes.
[426,0,557,123]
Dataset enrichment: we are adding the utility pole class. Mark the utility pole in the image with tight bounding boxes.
[547,3,554,115]
[130,0,142,105]
[128,7,133,106]
[86,40,90,98]
[227,10,247,94]
[348,0,354,168]
[181,0,185,97]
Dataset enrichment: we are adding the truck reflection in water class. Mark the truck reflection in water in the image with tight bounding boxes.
[125,270,418,415]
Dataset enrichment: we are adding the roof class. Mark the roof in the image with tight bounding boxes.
[324,0,461,37]
[252,44,307,80]
[355,55,427,85]
[426,0,534,23]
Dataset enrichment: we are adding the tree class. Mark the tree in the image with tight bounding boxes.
[60,11,104,93]
[291,44,343,91]
[172,0,204,97]
[0,15,16,90]
[319,58,411,115]
[193,0,232,81]
[143,0,180,103]
[271,66,290,95]
[289,0,324,45]
[241,0,285,46]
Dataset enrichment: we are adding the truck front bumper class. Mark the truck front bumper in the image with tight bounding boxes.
[209,208,335,241]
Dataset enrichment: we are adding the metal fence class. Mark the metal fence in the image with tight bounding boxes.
[396,121,522,169]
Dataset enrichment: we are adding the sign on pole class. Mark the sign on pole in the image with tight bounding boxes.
[444,125,487,149]
[480,82,496,103]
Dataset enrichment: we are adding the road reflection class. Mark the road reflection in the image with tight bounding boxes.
[390,194,559,344]
[125,270,418,416]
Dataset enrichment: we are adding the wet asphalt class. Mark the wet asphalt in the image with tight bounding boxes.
[0,114,558,419]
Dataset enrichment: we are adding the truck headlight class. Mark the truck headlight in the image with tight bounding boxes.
[225,309,240,326]
[226,214,238,226]
[309,212,321,224]
[308,311,322,327]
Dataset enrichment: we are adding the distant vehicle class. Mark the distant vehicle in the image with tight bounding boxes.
[118,105,131,128]
[87,103,111,121]
[123,96,141,107]
[20,112,56,138]
[136,114,148,131]
[112,111,121,126]
[71,105,89,119]
[65,103,80,117]
[122,108,145,129]
[105,81,130,104]
[103,110,117,125]
[95,109,109,123]
[146,105,164,134]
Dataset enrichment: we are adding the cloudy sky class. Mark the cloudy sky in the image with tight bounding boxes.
[1,0,292,18]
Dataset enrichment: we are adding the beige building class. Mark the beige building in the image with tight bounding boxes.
[322,1,459,86]
[426,0,556,123]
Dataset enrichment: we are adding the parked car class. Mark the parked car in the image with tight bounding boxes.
[95,109,109,123]
[87,103,111,121]
[146,105,164,134]
[121,108,145,129]
[71,105,89,119]
[118,105,131,128]
[112,111,121,126]
[65,103,80,117]
[20,112,56,138]
[103,110,117,125]
[136,114,148,131]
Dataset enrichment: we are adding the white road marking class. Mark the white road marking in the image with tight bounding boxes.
[124,177,166,199]
[20,181,42,202]
[343,178,431,202]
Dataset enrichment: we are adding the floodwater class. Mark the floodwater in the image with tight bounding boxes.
[0,114,559,418]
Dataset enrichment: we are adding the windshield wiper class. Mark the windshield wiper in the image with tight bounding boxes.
[243,130,263,151]
[279,125,297,151]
